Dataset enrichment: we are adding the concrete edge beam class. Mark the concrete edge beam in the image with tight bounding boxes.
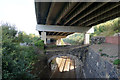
[36,24,90,33]
[47,35,66,39]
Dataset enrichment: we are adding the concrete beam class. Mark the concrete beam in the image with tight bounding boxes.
[56,32,61,36]
[89,13,120,27]
[46,35,66,39]
[48,32,51,35]
[46,2,55,25]
[60,32,67,36]
[65,32,73,36]
[79,3,120,26]
[55,2,78,24]
[64,2,93,25]
[86,8,120,27]
[70,2,107,26]
[36,24,90,33]
[52,32,57,35]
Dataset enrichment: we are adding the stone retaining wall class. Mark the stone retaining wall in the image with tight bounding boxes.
[82,48,119,79]
[91,36,120,45]
[46,45,119,79]
[91,36,105,44]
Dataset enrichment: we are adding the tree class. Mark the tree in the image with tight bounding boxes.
[2,23,38,80]
[91,17,120,37]
[62,33,84,45]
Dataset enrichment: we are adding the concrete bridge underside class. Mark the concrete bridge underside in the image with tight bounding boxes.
[34,1,120,79]
[35,2,120,44]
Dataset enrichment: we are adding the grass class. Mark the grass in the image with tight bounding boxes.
[113,59,120,65]
[99,49,103,52]
[101,53,109,57]
[98,42,102,44]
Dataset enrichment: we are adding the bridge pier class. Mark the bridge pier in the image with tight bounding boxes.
[39,26,94,45]
[40,32,47,44]
[40,32,57,45]
[84,27,94,44]
[84,33,90,44]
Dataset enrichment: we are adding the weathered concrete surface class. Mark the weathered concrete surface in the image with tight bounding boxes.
[36,24,90,33]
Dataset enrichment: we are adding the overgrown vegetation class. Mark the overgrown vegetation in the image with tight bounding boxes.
[101,53,109,57]
[62,33,84,45]
[0,24,2,79]
[1,23,44,80]
[99,49,103,52]
[113,59,120,65]
[34,40,44,49]
[91,17,120,37]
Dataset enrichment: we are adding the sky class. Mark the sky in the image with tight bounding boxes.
[0,0,39,35]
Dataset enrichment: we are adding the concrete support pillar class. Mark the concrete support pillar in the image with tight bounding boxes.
[56,39,61,45]
[84,33,90,44]
[41,32,46,44]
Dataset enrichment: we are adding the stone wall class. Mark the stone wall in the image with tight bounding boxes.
[46,45,89,62]
[91,35,120,45]
[46,45,119,79]
[91,36,105,44]
[82,48,119,79]
[46,45,89,79]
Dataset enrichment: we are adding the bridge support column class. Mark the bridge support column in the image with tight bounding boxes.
[84,33,90,44]
[56,39,61,45]
[41,32,46,44]
[84,27,94,44]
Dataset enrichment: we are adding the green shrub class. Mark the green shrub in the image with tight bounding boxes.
[99,49,103,52]
[101,53,109,57]
[34,40,44,49]
[2,24,38,80]
[98,42,102,44]
[113,59,120,65]
[91,17,120,37]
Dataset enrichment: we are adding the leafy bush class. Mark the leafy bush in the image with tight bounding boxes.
[2,24,38,80]
[113,59,120,65]
[99,49,103,52]
[34,40,44,49]
[101,53,109,57]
